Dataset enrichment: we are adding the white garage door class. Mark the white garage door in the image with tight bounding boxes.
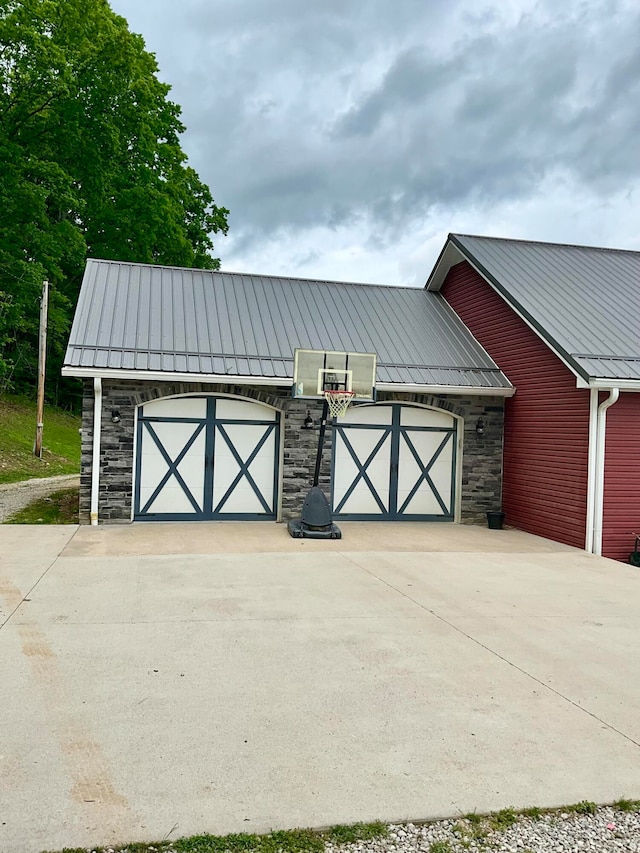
[134,396,280,520]
[332,404,457,520]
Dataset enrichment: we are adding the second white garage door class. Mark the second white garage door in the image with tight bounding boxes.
[332,403,458,520]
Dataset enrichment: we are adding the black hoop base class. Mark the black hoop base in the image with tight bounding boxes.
[287,486,342,539]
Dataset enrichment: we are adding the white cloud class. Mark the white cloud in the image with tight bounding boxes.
[110,0,640,283]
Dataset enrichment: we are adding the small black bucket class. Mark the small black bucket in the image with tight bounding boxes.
[487,511,505,530]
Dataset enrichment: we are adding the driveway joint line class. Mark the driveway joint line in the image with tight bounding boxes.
[342,553,640,751]
[0,526,80,632]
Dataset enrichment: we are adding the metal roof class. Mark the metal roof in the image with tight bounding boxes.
[63,259,511,391]
[427,234,640,382]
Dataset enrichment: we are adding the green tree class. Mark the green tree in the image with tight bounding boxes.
[0,0,228,401]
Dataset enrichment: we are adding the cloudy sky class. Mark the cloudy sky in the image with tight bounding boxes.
[110,0,640,285]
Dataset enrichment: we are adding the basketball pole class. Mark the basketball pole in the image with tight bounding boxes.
[312,399,330,487]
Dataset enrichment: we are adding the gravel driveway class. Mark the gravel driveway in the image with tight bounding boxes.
[0,474,79,521]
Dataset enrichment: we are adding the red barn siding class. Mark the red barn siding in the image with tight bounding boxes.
[441,261,590,549]
[602,392,640,561]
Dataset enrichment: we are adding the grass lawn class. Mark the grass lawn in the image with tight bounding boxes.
[0,395,81,484]
[41,822,389,853]
[5,486,79,524]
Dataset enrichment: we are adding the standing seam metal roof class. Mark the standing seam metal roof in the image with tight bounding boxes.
[432,234,640,382]
[63,259,511,390]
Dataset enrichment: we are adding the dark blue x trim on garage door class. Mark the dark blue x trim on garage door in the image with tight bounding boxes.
[139,420,206,515]
[213,423,274,514]
[134,397,279,521]
[397,431,452,515]
[333,428,391,514]
[332,404,456,521]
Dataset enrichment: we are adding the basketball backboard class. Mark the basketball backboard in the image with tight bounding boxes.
[292,349,376,401]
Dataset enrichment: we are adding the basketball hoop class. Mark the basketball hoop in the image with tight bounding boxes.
[324,389,354,418]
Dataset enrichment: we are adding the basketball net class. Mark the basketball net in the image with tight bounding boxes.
[324,389,354,418]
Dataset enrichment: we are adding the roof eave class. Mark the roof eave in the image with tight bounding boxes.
[61,366,515,396]
[61,366,293,388]
[577,376,640,391]
[375,381,514,397]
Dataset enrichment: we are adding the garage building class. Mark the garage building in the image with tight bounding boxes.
[63,259,512,525]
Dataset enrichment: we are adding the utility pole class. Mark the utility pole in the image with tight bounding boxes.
[34,280,49,459]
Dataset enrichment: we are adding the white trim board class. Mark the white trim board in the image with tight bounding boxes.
[576,377,640,392]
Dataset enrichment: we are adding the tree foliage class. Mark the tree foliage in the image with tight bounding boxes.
[0,0,228,402]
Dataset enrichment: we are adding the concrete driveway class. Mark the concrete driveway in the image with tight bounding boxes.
[1,522,640,853]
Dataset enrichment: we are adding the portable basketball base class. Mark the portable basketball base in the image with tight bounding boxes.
[287,349,376,540]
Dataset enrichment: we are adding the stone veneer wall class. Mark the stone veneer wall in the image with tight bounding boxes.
[80,379,504,524]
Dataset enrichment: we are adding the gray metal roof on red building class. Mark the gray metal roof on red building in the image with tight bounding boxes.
[63,258,512,392]
[427,233,640,382]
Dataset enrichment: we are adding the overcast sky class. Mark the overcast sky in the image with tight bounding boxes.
[110,0,640,285]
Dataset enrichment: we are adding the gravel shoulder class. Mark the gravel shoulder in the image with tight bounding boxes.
[327,809,640,853]
[0,474,79,522]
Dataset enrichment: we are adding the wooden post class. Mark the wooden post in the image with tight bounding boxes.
[34,280,49,459]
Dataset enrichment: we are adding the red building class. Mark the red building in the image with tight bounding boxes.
[427,234,640,562]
